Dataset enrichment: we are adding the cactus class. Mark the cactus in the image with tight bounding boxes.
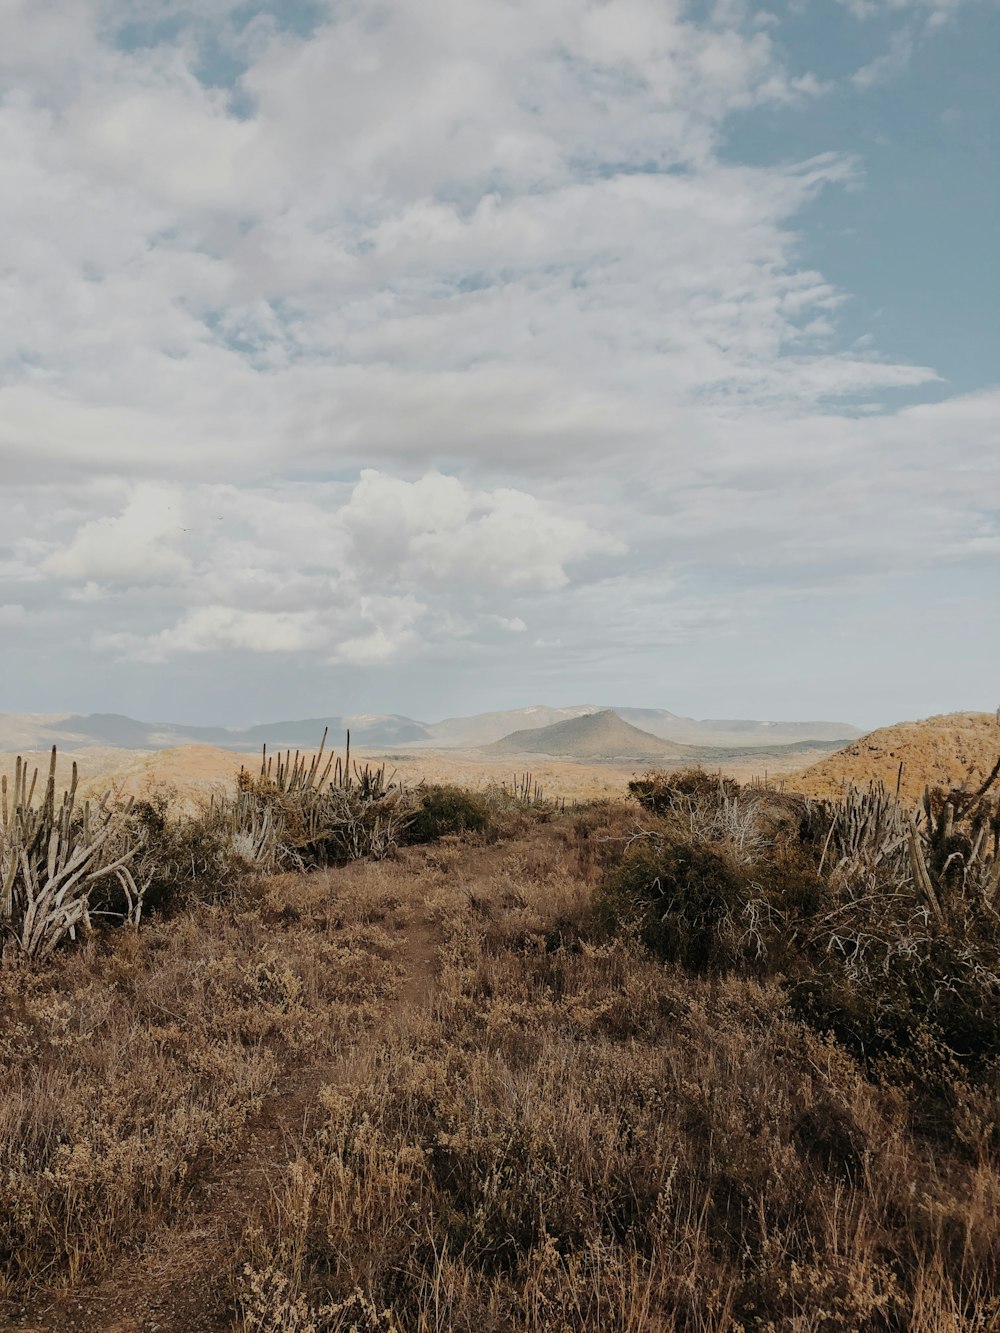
[1,747,146,962]
[824,754,1000,923]
[232,731,411,866]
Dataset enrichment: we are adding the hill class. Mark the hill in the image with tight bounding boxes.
[4,777,995,1330]
[424,705,602,747]
[425,706,860,748]
[487,710,693,760]
[791,710,1000,804]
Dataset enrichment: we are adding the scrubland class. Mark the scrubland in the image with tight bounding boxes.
[1,754,998,1331]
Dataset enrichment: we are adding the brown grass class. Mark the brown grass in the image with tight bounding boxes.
[0,861,412,1328]
[3,802,998,1332]
[791,711,1000,805]
[234,816,999,1333]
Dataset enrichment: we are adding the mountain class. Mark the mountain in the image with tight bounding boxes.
[238,714,431,748]
[0,711,431,753]
[790,711,1000,805]
[424,705,604,748]
[422,706,859,749]
[0,704,861,756]
[613,709,861,747]
[486,710,694,761]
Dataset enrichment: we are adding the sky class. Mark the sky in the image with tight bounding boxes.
[1,0,997,729]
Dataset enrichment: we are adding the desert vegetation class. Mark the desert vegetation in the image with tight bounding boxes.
[1,742,998,1331]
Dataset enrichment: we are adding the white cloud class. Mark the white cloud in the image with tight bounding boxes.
[840,0,977,18]
[852,28,915,86]
[0,0,917,490]
[122,605,325,658]
[42,484,192,583]
[340,471,622,590]
[38,471,619,663]
[0,0,995,720]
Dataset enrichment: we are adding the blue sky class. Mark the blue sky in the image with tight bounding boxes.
[724,0,999,395]
[0,0,997,729]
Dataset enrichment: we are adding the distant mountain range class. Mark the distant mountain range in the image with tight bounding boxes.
[0,705,861,755]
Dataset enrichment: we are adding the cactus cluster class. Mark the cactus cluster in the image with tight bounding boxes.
[823,758,1000,923]
[228,729,412,868]
[502,771,549,807]
[1,747,146,961]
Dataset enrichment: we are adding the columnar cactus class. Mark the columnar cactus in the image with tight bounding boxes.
[1,748,146,961]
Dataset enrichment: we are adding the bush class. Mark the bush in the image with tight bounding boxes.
[124,789,259,915]
[596,833,770,972]
[601,771,1000,1104]
[405,785,490,844]
[788,904,1000,1085]
[628,767,740,816]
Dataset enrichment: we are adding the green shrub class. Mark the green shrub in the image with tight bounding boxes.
[596,833,768,971]
[406,785,491,843]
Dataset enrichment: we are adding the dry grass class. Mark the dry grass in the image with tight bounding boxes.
[792,711,1000,805]
[0,861,411,1324]
[2,740,838,816]
[2,798,998,1331]
[232,816,999,1332]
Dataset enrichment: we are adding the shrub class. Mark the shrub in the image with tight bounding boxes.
[596,832,772,972]
[788,898,1000,1087]
[125,790,259,915]
[628,767,740,816]
[234,745,415,868]
[602,771,1000,1105]
[405,785,490,844]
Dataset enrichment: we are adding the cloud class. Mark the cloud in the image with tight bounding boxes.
[0,1,919,491]
[340,471,622,590]
[42,484,192,583]
[851,28,916,86]
[0,0,995,720]
[842,0,985,83]
[40,471,620,663]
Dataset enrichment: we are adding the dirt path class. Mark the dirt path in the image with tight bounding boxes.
[13,873,440,1333]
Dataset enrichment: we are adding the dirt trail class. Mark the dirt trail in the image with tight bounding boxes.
[14,873,441,1333]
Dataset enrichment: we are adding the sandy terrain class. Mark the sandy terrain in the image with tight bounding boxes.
[1,739,837,808]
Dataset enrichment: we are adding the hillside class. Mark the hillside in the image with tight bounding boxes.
[487,709,692,760]
[4,783,997,1330]
[791,710,1000,804]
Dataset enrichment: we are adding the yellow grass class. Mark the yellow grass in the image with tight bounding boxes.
[791,711,1000,804]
